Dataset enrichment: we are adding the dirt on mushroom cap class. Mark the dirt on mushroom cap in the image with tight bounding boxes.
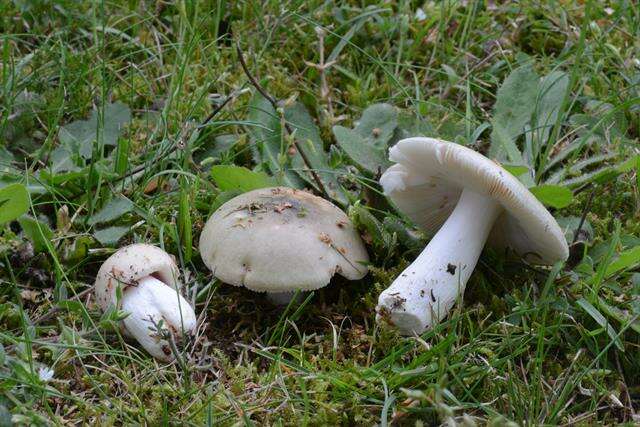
[199,187,370,293]
[94,243,181,311]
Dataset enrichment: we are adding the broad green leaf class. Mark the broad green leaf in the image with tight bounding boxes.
[0,146,14,168]
[543,137,587,174]
[489,64,539,163]
[332,104,402,174]
[596,296,640,335]
[285,102,324,153]
[211,190,242,212]
[492,64,540,139]
[18,215,54,252]
[59,101,131,159]
[438,116,467,144]
[39,168,87,186]
[468,122,491,146]
[198,134,237,162]
[600,246,640,278]
[247,93,303,188]
[560,155,640,188]
[210,165,276,193]
[556,216,594,244]
[94,225,130,246]
[349,203,396,257]
[50,145,80,173]
[569,153,618,174]
[502,164,531,178]
[395,112,434,143]
[285,102,348,203]
[490,121,527,167]
[0,177,46,195]
[530,184,573,208]
[0,183,30,224]
[576,297,624,351]
[63,235,93,263]
[546,153,617,184]
[531,71,569,151]
[2,91,44,156]
[383,217,424,252]
[354,103,398,146]
[88,195,134,226]
[571,100,628,141]
[334,125,391,174]
[58,120,93,158]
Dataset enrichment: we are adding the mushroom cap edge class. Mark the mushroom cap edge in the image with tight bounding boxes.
[94,243,181,311]
[380,137,569,265]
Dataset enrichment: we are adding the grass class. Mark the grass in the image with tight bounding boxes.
[1,0,639,425]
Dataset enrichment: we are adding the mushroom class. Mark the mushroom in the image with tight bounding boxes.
[376,137,569,334]
[199,187,369,304]
[94,243,197,361]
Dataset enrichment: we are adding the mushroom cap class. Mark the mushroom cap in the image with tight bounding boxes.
[94,243,181,310]
[199,187,369,292]
[380,137,569,264]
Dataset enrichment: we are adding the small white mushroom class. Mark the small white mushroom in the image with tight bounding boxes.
[199,187,369,304]
[94,243,197,361]
[377,138,569,335]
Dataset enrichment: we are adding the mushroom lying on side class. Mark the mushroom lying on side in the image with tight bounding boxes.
[199,187,369,304]
[95,243,197,361]
[376,137,568,335]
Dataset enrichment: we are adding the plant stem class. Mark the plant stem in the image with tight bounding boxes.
[235,40,330,199]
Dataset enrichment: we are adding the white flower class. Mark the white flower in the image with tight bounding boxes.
[38,367,54,382]
[415,8,427,21]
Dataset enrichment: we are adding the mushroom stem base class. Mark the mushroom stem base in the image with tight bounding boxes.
[121,276,197,361]
[376,188,502,335]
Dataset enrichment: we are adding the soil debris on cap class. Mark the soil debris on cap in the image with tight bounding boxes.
[446,264,457,275]
[319,233,333,245]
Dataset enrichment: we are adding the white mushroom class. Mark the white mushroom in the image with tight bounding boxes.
[199,187,369,304]
[376,138,569,335]
[94,243,197,361]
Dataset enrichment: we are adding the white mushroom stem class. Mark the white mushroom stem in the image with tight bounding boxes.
[267,291,305,306]
[121,276,197,361]
[376,188,502,335]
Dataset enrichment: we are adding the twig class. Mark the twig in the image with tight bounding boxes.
[304,27,337,119]
[5,328,105,352]
[235,41,330,199]
[235,42,277,106]
[439,50,499,101]
[199,92,236,129]
[33,286,95,325]
[148,316,191,382]
[572,189,595,245]
[64,92,235,200]
[115,93,236,183]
